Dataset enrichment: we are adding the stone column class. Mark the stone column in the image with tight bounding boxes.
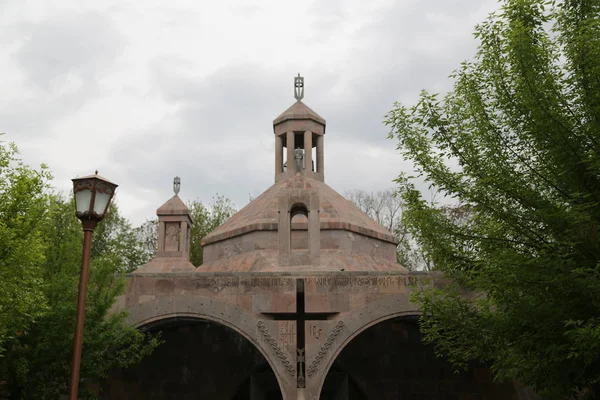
[157,221,166,251]
[275,134,283,176]
[278,194,290,262]
[304,131,312,172]
[316,135,324,180]
[287,131,295,174]
[309,192,320,265]
[179,221,188,260]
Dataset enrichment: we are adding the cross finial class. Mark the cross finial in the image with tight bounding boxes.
[294,73,304,101]
[173,176,181,195]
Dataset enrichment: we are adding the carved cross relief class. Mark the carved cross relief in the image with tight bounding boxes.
[164,222,180,251]
[261,278,338,388]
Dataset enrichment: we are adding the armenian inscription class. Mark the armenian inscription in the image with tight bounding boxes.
[257,321,295,377]
[313,276,418,287]
[193,277,294,290]
[280,321,295,345]
[309,324,322,339]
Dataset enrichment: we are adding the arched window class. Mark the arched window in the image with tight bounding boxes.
[290,204,309,252]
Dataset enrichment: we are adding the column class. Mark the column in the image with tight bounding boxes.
[278,195,290,256]
[157,221,166,251]
[179,221,188,257]
[309,192,320,264]
[316,135,324,180]
[287,131,295,173]
[304,131,312,172]
[275,134,283,176]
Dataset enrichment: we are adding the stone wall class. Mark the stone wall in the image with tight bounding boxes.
[203,230,397,264]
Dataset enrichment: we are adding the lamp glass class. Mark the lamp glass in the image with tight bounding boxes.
[92,190,111,216]
[75,189,92,214]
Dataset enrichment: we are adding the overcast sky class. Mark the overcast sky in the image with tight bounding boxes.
[0,0,500,226]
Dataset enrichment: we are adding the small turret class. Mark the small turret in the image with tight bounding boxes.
[133,177,195,273]
[273,74,326,183]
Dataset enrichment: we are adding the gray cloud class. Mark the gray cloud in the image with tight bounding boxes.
[15,12,124,90]
[2,0,498,226]
[1,12,125,140]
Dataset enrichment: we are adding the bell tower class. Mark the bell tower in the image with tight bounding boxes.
[273,74,326,182]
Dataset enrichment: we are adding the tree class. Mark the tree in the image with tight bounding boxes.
[189,195,236,266]
[385,0,600,398]
[134,219,159,261]
[0,142,159,399]
[345,189,428,271]
[91,203,153,273]
[0,141,51,356]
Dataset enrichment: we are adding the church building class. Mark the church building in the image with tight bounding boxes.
[103,76,533,400]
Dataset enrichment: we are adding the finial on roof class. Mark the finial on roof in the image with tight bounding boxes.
[294,73,304,101]
[95,170,98,175]
[173,176,181,195]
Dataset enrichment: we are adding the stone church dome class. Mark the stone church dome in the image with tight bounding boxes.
[199,78,404,273]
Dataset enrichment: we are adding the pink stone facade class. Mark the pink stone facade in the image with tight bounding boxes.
[110,94,533,399]
[116,272,428,399]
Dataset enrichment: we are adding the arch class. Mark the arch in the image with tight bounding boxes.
[290,203,309,252]
[289,202,309,217]
[124,296,289,398]
[316,311,419,399]
[312,304,421,399]
[316,309,519,400]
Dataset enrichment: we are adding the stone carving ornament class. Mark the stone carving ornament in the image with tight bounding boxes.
[306,321,344,377]
[257,321,295,377]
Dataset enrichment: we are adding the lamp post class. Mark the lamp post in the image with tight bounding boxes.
[68,171,117,400]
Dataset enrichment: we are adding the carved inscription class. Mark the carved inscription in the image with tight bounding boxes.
[309,324,322,339]
[240,277,293,287]
[257,321,295,377]
[307,321,344,377]
[195,278,238,290]
[194,277,294,290]
[314,276,419,287]
[280,321,295,346]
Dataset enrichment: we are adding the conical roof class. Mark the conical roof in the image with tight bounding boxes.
[202,176,397,246]
[273,100,326,126]
[157,195,190,216]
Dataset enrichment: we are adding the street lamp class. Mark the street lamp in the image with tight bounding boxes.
[68,171,117,400]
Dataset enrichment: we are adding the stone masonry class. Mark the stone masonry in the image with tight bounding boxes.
[108,77,533,400]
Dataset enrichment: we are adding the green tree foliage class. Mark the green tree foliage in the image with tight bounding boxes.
[0,142,159,399]
[189,195,236,266]
[92,203,153,273]
[134,219,159,261]
[0,141,51,356]
[385,0,600,398]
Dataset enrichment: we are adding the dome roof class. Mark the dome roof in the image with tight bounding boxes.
[201,175,397,246]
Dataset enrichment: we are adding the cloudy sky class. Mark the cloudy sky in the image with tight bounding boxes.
[1,0,500,226]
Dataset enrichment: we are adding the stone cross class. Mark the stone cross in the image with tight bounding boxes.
[294,73,304,101]
[262,278,337,388]
[173,176,181,195]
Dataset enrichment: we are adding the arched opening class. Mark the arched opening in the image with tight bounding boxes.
[290,204,308,253]
[102,317,282,400]
[320,316,519,400]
